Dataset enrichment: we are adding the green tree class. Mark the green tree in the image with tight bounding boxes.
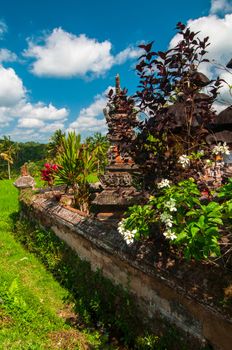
[47,129,65,160]
[85,132,109,174]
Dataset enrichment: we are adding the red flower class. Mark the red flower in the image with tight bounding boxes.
[52,164,58,171]
[41,163,59,187]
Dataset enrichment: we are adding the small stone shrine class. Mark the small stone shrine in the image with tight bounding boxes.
[14,163,35,190]
[91,75,142,220]
[206,106,232,181]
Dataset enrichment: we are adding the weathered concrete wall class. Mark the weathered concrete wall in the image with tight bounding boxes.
[21,194,232,350]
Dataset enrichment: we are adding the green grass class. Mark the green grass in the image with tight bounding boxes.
[0,180,110,349]
[0,180,203,350]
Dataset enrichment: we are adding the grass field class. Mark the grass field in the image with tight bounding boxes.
[0,180,188,350]
[0,180,109,350]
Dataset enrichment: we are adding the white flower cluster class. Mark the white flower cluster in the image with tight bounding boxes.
[163,229,177,240]
[160,212,173,228]
[212,142,230,156]
[164,198,177,212]
[118,219,137,245]
[178,154,190,168]
[157,179,170,189]
[160,199,177,241]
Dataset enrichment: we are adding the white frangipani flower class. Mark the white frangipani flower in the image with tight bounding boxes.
[157,179,170,189]
[163,230,177,240]
[178,154,190,168]
[118,219,136,245]
[212,142,230,156]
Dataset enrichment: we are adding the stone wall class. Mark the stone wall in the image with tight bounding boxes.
[21,193,232,350]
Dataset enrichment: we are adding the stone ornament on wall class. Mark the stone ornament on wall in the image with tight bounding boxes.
[91,75,142,220]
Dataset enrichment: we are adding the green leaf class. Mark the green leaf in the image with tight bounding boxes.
[186,210,197,217]
[190,226,200,237]
[174,230,187,243]
[205,226,218,235]
[208,217,223,225]
[197,215,205,229]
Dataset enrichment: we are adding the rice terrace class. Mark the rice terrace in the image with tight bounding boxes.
[1,1,232,349]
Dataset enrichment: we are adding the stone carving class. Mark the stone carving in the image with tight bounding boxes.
[91,75,142,220]
[21,163,29,176]
[100,173,133,188]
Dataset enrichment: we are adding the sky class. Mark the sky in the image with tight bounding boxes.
[0,0,232,142]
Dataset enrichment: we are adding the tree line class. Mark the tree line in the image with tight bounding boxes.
[0,131,108,179]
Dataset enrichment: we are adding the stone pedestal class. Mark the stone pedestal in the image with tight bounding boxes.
[91,162,142,220]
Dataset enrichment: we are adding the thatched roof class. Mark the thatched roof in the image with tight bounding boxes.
[166,93,211,128]
[206,130,232,144]
[215,106,232,125]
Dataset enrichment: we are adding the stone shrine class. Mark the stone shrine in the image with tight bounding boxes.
[91,75,143,220]
[206,106,232,182]
[14,163,35,190]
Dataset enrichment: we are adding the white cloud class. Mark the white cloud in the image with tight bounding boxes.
[0,64,68,140]
[210,0,232,14]
[24,28,141,78]
[0,20,7,39]
[13,101,68,121]
[0,49,17,63]
[41,122,66,133]
[0,107,13,127]
[8,128,43,142]
[0,65,26,106]
[170,14,232,110]
[18,118,45,129]
[68,88,112,134]
[114,47,143,65]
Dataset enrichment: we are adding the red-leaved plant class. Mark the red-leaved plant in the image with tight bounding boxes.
[41,163,58,187]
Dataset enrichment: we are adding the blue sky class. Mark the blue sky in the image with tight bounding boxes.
[0,0,232,142]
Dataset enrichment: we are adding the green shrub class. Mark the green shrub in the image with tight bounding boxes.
[120,178,224,260]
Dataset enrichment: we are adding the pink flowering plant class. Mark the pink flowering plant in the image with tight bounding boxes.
[41,163,59,187]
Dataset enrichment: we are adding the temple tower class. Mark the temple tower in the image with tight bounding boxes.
[91,75,142,220]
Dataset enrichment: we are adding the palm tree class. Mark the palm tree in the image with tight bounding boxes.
[0,136,16,179]
[47,129,65,160]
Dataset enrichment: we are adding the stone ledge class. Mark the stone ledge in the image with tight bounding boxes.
[21,194,232,350]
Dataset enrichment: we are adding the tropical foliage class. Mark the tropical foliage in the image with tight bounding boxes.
[116,23,232,261]
[85,132,109,174]
[47,129,65,161]
[55,131,98,212]
[0,137,47,179]
[119,178,229,260]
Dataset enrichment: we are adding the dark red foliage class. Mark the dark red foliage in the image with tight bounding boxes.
[41,163,58,187]
[107,22,223,189]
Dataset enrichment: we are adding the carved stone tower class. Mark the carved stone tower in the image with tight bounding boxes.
[91,75,142,220]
